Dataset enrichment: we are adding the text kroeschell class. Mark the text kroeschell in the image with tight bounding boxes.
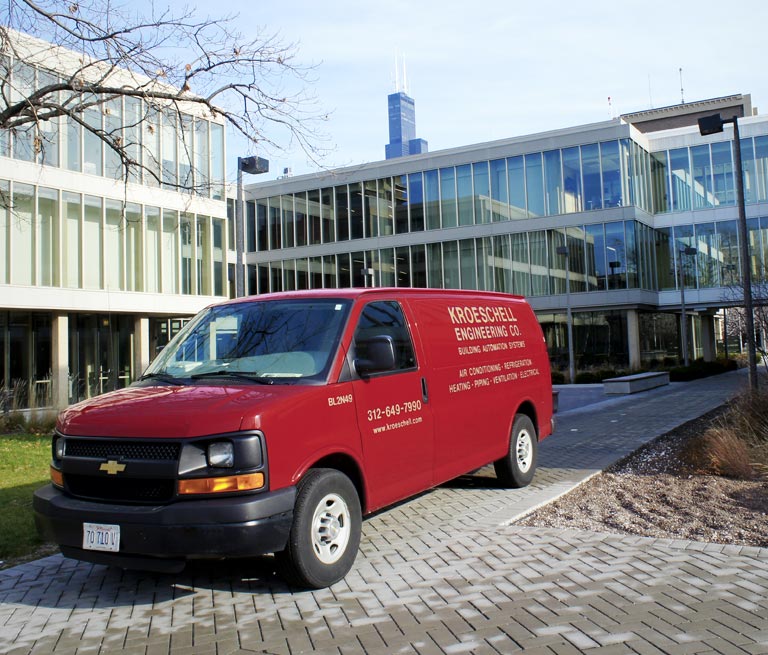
[448,305,519,342]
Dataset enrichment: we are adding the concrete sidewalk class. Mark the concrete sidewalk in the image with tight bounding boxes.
[2,369,767,654]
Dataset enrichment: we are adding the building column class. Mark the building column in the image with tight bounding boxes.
[52,314,69,410]
[701,314,717,362]
[627,309,641,370]
[134,317,151,377]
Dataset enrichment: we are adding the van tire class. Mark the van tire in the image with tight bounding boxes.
[275,468,361,589]
[494,414,538,488]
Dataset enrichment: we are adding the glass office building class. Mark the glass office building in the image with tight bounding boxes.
[244,94,768,373]
[0,30,230,410]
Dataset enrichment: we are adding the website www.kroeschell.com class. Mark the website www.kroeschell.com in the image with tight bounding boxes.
[372,415,424,434]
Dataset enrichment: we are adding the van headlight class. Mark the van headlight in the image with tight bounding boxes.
[54,437,66,460]
[207,441,234,468]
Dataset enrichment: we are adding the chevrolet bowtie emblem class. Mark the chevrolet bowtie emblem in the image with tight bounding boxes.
[100,460,126,475]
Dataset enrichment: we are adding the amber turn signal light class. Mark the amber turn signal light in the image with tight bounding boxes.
[50,467,64,488]
[178,472,264,495]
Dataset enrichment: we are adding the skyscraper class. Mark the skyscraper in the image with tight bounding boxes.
[385,58,428,159]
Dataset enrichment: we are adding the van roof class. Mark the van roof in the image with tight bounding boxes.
[220,288,527,305]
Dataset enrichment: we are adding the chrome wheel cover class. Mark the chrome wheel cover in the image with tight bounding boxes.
[311,492,351,564]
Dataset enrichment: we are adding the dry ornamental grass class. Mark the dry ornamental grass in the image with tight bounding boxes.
[519,393,768,548]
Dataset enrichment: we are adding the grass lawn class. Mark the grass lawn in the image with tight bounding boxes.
[0,433,52,566]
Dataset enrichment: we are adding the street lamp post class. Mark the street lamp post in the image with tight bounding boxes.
[235,156,269,297]
[698,113,758,389]
[679,246,697,367]
[556,245,575,383]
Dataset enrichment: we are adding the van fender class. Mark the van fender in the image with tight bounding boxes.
[290,446,369,513]
[507,398,539,441]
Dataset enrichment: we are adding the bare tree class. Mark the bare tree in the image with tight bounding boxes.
[0,0,326,192]
[721,274,768,371]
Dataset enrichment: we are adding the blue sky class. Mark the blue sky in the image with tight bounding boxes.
[183,0,768,182]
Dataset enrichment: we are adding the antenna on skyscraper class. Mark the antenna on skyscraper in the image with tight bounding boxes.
[394,52,400,92]
[402,54,408,95]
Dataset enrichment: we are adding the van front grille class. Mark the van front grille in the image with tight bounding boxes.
[65,439,180,461]
[65,474,175,503]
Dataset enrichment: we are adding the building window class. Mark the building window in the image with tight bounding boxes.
[38,187,59,287]
[11,183,34,286]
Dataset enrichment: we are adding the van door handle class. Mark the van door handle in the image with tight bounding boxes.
[421,377,429,403]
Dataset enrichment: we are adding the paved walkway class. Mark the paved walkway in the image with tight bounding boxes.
[2,370,767,654]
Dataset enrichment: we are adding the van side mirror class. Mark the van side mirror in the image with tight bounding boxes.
[354,335,396,376]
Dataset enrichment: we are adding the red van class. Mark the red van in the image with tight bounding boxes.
[34,289,554,588]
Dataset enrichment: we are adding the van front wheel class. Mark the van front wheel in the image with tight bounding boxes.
[494,414,538,488]
[275,468,361,589]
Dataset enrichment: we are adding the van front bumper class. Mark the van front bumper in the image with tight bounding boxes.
[33,484,295,573]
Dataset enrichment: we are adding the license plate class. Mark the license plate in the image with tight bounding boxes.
[83,523,120,552]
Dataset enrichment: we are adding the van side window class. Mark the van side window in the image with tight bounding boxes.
[354,301,416,371]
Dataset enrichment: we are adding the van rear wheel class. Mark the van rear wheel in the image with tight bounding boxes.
[494,414,538,488]
[275,468,361,589]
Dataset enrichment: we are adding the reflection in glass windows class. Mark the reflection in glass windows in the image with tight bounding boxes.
[525,153,544,217]
[395,246,410,287]
[394,176,408,234]
[711,141,734,206]
[601,141,621,208]
[490,159,508,222]
[691,144,713,209]
[408,174,424,232]
[456,165,473,226]
[544,150,562,216]
[562,147,582,213]
[439,168,457,228]
[585,224,606,291]
[427,242,443,288]
[424,170,440,230]
[669,148,691,212]
[604,222,626,290]
[581,143,601,211]
[459,239,476,290]
[472,162,490,224]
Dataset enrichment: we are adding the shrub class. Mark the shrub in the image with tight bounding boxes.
[0,410,57,436]
[551,370,566,385]
[669,359,737,381]
[574,371,600,384]
[682,387,768,479]
[684,427,755,479]
[596,368,619,380]
[718,389,768,449]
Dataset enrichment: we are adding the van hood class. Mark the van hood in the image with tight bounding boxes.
[57,384,302,438]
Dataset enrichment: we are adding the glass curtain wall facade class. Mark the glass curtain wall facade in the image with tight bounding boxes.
[0,57,227,198]
[0,40,229,409]
[246,119,768,371]
[0,181,226,296]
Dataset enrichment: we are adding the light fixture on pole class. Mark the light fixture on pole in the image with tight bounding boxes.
[698,113,758,389]
[678,246,697,367]
[556,245,575,383]
[235,156,269,297]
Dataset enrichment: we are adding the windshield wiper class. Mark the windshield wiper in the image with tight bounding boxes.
[190,370,274,385]
[137,372,184,385]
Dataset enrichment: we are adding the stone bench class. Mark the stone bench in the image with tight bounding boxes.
[603,371,670,395]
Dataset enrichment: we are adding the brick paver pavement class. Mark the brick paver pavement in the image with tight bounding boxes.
[2,370,766,654]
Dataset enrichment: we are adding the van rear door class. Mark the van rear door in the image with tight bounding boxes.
[349,300,434,510]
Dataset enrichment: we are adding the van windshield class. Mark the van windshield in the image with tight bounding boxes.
[143,299,352,384]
